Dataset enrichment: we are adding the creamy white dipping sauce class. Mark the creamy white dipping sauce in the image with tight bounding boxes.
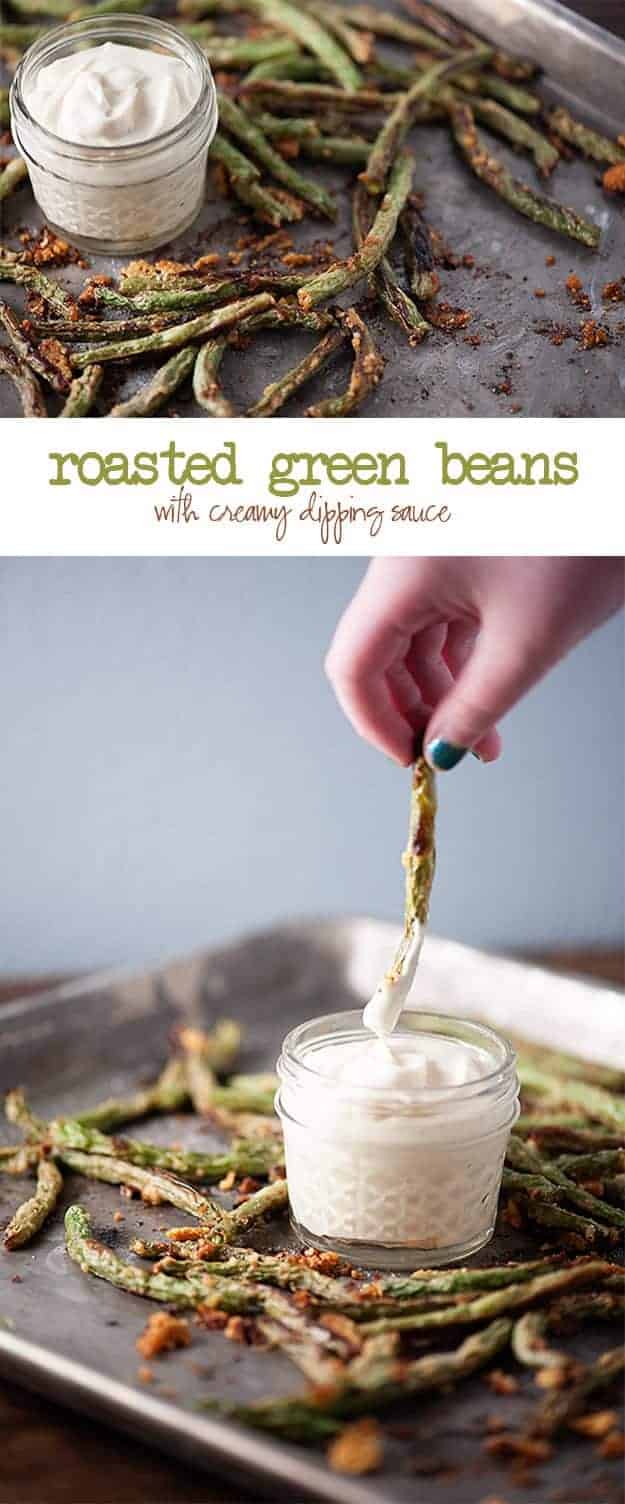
[11,19,217,252]
[310,1030,492,1095]
[277,1009,519,1268]
[362,922,424,1037]
[24,42,200,147]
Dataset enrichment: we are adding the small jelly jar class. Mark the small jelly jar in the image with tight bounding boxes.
[276,1010,519,1270]
[10,15,218,255]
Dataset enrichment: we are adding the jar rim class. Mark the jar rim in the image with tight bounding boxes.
[10,13,217,162]
[278,1009,517,1101]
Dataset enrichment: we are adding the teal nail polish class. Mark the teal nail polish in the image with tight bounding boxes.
[427,739,468,771]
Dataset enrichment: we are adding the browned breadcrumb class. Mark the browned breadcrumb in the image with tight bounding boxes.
[320,1312,363,1353]
[78,275,113,309]
[155,258,190,276]
[218,1170,236,1192]
[603,162,625,194]
[195,1240,218,1260]
[580,319,609,349]
[113,1210,125,1224]
[137,1365,154,1383]
[236,1176,261,1198]
[463,333,482,347]
[535,320,575,347]
[546,254,556,266]
[136,1312,191,1360]
[484,1434,552,1464]
[358,1280,385,1301]
[565,273,591,311]
[282,252,316,267]
[224,1315,248,1344]
[478,1497,512,1504]
[301,1248,343,1275]
[292,1289,313,1310]
[121,258,154,281]
[571,1410,619,1439]
[140,1184,164,1206]
[596,1431,625,1459]
[424,301,472,331]
[534,288,546,298]
[603,278,625,304]
[535,1364,577,1390]
[196,1306,229,1331]
[486,1369,519,1396]
[16,226,86,269]
[327,1418,384,1476]
[193,253,221,271]
[168,1226,203,1242]
[428,226,462,268]
[24,292,47,320]
[252,229,292,256]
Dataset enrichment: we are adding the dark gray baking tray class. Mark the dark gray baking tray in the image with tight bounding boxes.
[1,0,624,417]
[1,919,623,1504]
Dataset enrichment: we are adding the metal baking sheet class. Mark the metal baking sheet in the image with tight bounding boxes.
[1,0,624,417]
[1,919,623,1504]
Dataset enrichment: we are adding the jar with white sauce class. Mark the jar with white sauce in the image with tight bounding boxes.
[276,1011,519,1269]
[10,16,218,254]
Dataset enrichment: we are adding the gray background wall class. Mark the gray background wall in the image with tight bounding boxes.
[0,559,622,974]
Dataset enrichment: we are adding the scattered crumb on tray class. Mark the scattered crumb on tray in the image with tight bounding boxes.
[571,1410,619,1440]
[603,163,625,194]
[534,1364,577,1390]
[579,320,610,350]
[603,279,625,304]
[15,226,87,269]
[485,1370,520,1396]
[196,1307,229,1332]
[484,1433,553,1464]
[597,1432,625,1460]
[566,273,591,310]
[136,1311,191,1359]
[327,1417,384,1475]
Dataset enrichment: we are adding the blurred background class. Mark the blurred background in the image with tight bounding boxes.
[0,557,623,976]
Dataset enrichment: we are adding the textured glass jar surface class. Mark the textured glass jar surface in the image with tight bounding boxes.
[10,16,217,251]
[277,1011,519,1254]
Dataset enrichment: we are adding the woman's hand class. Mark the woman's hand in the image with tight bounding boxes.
[325,557,624,768]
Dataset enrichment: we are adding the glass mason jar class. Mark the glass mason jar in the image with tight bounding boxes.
[10,15,218,255]
[276,1011,519,1270]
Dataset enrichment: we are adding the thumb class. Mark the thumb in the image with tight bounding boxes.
[423,617,554,770]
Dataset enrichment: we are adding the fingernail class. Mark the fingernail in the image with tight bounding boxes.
[426,738,468,771]
[471,749,483,762]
